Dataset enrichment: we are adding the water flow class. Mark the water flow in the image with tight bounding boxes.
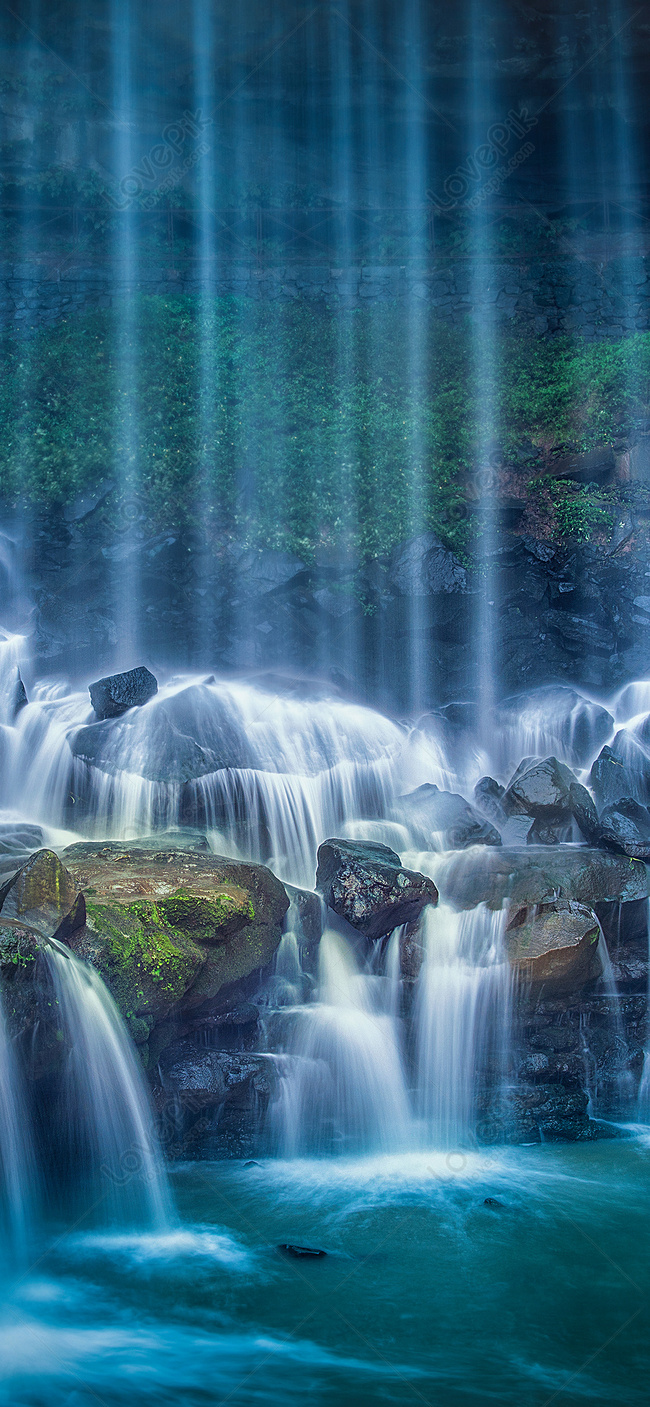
[272,927,411,1156]
[415,902,512,1148]
[44,942,171,1229]
[0,988,35,1259]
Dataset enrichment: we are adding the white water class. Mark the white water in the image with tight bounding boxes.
[44,942,171,1230]
[0,989,35,1258]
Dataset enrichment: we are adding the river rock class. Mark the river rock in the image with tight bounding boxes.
[89,665,158,719]
[504,901,602,991]
[599,798,650,859]
[392,784,501,849]
[315,839,438,939]
[435,845,647,911]
[60,843,288,1037]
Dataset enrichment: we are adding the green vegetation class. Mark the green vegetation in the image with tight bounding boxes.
[0,297,648,557]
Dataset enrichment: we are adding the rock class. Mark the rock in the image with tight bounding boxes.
[502,755,600,843]
[130,829,211,852]
[60,843,289,1032]
[504,901,602,991]
[72,710,219,783]
[547,446,615,485]
[278,1244,327,1259]
[435,846,647,911]
[473,776,506,823]
[599,798,650,859]
[526,817,572,845]
[393,784,501,849]
[590,733,650,808]
[0,823,44,856]
[494,687,613,769]
[156,1042,279,1157]
[389,532,467,596]
[5,667,28,719]
[483,1198,504,1208]
[0,849,80,936]
[315,839,438,940]
[89,665,158,719]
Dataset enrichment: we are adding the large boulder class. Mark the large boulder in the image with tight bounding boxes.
[504,901,602,991]
[502,755,601,844]
[599,798,650,859]
[89,665,158,719]
[435,846,647,911]
[155,1042,279,1158]
[315,839,438,939]
[590,733,650,808]
[393,784,501,849]
[60,843,289,1041]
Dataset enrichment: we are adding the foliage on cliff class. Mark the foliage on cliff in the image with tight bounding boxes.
[0,297,647,558]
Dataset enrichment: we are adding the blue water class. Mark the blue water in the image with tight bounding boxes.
[2,1139,648,1405]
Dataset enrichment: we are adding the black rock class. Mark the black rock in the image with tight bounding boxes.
[316,838,438,940]
[394,784,502,849]
[483,1198,504,1208]
[278,1244,327,1259]
[590,732,650,809]
[89,665,158,719]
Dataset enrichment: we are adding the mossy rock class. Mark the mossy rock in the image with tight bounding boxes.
[0,849,79,935]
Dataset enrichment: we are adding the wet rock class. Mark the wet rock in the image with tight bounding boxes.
[437,846,647,910]
[131,829,211,852]
[0,917,65,1076]
[89,665,158,719]
[389,532,467,596]
[590,733,650,808]
[483,1198,504,1208]
[473,776,506,823]
[156,1042,279,1158]
[0,849,80,936]
[316,839,438,940]
[0,823,44,856]
[502,755,600,843]
[6,667,28,719]
[504,901,602,991]
[493,687,613,769]
[278,1244,327,1259]
[599,798,650,859]
[526,817,572,845]
[60,843,288,1031]
[393,784,501,849]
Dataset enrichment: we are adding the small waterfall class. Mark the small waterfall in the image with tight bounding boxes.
[44,942,171,1229]
[271,928,411,1157]
[415,902,512,1148]
[637,899,650,1122]
[0,988,36,1258]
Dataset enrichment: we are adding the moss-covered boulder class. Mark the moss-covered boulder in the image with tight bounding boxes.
[60,842,289,1035]
[0,849,80,935]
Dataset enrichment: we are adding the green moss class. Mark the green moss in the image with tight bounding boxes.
[1,296,648,559]
[84,899,204,1018]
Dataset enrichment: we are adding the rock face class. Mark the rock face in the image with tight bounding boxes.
[155,1042,279,1158]
[315,839,438,939]
[89,665,158,719]
[393,784,501,849]
[504,901,602,991]
[600,798,650,859]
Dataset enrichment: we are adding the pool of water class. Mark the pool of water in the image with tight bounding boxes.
[1,1138,648,1406]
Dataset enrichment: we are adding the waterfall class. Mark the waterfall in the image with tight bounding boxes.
[43,941,171,1229]
[0,988,36,1259]
[414,902,512,1148]
[271,927,412,1157]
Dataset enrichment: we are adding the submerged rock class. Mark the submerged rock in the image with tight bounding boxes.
[89,665,158,719]
[599,798,650,859]
[316,838,438,939]
[278,1244,327,1259]
[393,784,501,849]
[504,901,602,991]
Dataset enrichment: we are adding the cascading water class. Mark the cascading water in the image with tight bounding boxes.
[43,940,171,1229]
[0,988,35,1258]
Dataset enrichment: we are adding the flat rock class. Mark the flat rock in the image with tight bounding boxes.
[434,846,647,911]
[89,665,158,719]
[316,838,438,940]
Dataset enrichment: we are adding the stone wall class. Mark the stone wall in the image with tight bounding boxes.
[3,254,650,338]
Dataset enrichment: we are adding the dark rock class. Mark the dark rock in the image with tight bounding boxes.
[600,798,650,859]
[278,1244,327,1259]
[526,818,572,845]
[590,732,650,808]
[483,1198,504,1208]
[156,1043,279,1158]
[315,839,438,940]
[393,784,501,849]
[389,532,467,596]
[502,755,600,843]
[547,445,615,485]
[129,829,211,852]
[8,668,28,718]
[89,665,158,719]
[244,1160,261,1167]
